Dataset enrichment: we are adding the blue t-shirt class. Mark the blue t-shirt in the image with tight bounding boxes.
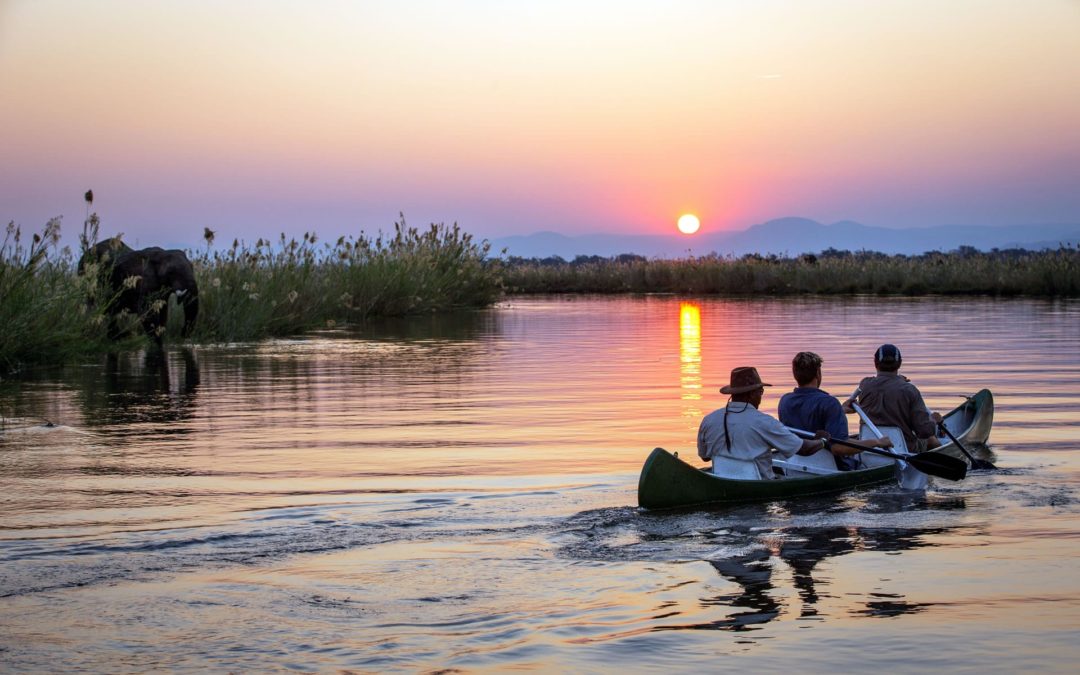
[778,387,855,469]
[778,387,850,439]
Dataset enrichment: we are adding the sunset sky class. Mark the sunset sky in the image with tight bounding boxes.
[2,0,1079,248]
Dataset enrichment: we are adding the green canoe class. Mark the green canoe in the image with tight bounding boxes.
[638,389,994,510]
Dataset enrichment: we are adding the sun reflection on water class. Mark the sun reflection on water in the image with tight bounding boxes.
[679,302,702,423]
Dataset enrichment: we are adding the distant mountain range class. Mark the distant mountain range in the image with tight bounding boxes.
[488,218,1080,259]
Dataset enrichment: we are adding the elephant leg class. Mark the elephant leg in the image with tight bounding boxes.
[137,292,166,346]
[107,313,125,341]
[141,308,166,346]
[180,291,199,337]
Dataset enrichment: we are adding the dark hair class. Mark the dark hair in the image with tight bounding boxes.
[731,388,764,403]
[792,351,823,386]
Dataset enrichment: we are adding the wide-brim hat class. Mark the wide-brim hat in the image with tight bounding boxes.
[720,366,772,395]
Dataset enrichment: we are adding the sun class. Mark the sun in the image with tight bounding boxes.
[677,213,700,235]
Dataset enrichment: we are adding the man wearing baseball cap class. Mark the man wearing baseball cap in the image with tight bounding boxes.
[698,366,861,479]
[849,344,943,452]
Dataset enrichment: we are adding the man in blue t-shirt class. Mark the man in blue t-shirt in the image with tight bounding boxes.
[778,351,890,470]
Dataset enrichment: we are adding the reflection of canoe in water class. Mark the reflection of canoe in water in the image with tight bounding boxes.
[638,389,994,510]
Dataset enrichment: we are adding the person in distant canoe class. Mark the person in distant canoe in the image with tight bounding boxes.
[698,366,858,480]
[778,351,893,470]
[845,344,943,452]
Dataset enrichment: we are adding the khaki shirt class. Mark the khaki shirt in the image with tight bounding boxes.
[857,372,937,445]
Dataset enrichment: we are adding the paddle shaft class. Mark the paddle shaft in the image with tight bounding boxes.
[785,427,905,460]
[785,426,967,481]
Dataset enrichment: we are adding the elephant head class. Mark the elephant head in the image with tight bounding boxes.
[78,240,199,345]
[77,237,133,275]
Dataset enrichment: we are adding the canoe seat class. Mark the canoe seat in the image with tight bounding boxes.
[773,448,840,477]
[858,426,908,468]
[858,426,928,490]
[711,455,761,480]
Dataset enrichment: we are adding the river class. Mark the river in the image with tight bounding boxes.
[1,296,1078,672]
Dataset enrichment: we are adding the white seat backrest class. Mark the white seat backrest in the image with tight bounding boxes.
[859,425,908,467]
[786,448,838,473]
[711,455,761,480]
[858,426,928,489]
[773,449,839,477]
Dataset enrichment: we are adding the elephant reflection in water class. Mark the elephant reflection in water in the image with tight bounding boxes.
[78,348,201,428]
[78,238,199,345]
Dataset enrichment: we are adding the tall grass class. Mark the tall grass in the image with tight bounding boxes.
[0,219,138,374]
[1,217,502,372]
[189,217,503,342]
[499,247,1080,296]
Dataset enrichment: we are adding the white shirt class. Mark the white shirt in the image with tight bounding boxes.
[698,402,804,479]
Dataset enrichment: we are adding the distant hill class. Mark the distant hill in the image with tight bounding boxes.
[489,218,1080,259]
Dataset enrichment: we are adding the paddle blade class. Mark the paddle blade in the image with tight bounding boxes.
[938,422,998,471]
[908,452,968,481]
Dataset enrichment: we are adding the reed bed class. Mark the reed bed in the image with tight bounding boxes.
[1,217,500,373]
[0,219,139,374]
[499,247,1080,297]
[190,219,502,342]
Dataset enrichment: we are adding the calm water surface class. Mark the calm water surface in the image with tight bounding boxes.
[2,296,1078,672]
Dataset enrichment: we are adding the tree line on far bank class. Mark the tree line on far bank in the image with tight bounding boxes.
[498,245,1079,296]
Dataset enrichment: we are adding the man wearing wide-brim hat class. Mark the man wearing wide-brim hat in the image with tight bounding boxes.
[698,366,858,479]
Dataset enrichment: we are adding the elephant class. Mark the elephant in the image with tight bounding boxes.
[78,239,199,345]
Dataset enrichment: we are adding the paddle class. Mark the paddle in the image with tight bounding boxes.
[938,421,996,470]
[785,426,967,482]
